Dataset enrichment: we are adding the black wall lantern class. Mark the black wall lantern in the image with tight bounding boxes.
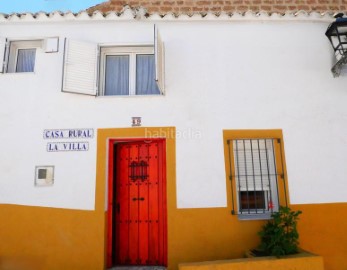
[326,13,347,77]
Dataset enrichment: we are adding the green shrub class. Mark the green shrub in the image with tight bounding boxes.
[258,206,302,257]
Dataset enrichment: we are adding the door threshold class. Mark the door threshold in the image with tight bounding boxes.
[108,267,166,270]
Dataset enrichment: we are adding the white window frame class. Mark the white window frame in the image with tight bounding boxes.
[99,45,158,96]
[7,40,42,73]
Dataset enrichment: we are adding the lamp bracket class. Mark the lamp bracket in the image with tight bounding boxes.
[331,53,347,77]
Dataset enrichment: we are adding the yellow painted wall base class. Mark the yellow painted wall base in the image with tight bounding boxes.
[169,203,347,270]
[291,203,347,270]
[0,204,105,270]
[179,252,324,270]
[0,203,346,270]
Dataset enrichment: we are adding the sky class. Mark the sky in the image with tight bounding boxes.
[0,0,105,14]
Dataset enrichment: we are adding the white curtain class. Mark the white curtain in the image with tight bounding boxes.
[136,55,160,95]
[16,49,36,72]
[105,55,129,96]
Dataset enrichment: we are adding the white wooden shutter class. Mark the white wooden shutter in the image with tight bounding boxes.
[0,37,7,73]
[62,39,98,96]
[233,139,276,191]
[154,25,165,95]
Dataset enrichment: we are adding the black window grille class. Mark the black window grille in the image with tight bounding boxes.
[227,138,288,216]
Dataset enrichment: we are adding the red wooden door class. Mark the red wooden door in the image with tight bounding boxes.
[108,139,167,267]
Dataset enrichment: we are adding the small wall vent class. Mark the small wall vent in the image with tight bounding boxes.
[35,166,54,186]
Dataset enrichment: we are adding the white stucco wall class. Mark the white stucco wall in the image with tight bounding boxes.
[0,16,345,210]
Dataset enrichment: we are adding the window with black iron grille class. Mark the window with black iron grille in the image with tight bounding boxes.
[227,138,287,219]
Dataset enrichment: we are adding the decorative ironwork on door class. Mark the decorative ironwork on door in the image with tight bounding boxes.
[129,160,149,181]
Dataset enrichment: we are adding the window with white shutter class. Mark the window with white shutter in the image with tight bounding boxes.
[225,130,289,220]
[63,26,165,97]
[233,139,279,214]
[0,37,58,74]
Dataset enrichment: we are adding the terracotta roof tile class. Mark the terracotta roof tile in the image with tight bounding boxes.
[0,7,336,22]
[86,0,346,14]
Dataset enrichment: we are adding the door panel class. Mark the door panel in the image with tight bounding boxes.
[111,140,167,266]
[138,143,149,264]
[115,144,130,264]
[148,142,159,265]
[128,143,139,264]
[157,141,166,264]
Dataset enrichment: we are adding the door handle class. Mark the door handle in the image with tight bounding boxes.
[132,197,145,201]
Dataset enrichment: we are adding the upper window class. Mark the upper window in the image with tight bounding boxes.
[100,47,160,96]
[224,130,289,220]
[62,27,165,97]
[0,37,58,74]
[7,40,42,73]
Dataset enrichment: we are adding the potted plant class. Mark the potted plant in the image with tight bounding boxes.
[249,206,302,257]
